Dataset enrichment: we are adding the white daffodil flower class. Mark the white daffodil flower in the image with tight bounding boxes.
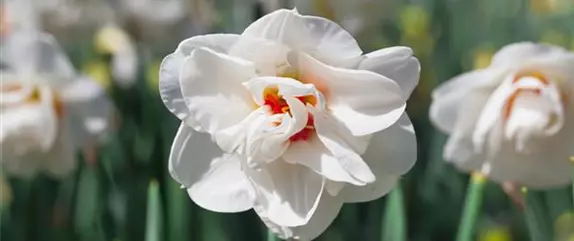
[160,9,419,240]
[430,42,574,189]
[0,30,113,178]
[3,0,138,89]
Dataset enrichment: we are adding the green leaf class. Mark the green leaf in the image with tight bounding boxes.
[166,180,189,241]
[75,166,101,234]
[382,183,407,241]
[524,189,553,241]
[145,180,163,241]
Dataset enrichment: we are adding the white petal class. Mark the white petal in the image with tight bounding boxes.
[491,42,573,70]
[111,48,138,88]
[228,37,291,76]
[246,97,308,165]
[253,191,343,241]
[340,114,416,203]
[247,161,324,226]
[299,53,405,136]
[169,124,255,212]
[242,9,362,63]
[504,86,564,151]
[309,107,376,184]
[179,47,256,134]
[358,47,421,99]
[430,69,500,134]
[0,73,34,105]
[0,87,58,153]
[2,31,75,88]
[291,193,343,241]
[43,124,77,178]
[214,108,267,153]
[485,140,572,189]
[63,76,114,142]
[442,88,491,170]
[159,34,241,126]
[472,80,515,153]
[243,76,321,106]
[283,133,365,185]
[60,76,106,103]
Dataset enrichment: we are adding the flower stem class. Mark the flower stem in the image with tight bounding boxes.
[382,182,406,241]
[455,172,487,241]
[523,188,553,241]
[146,180,163,241]
[571,157,574,208]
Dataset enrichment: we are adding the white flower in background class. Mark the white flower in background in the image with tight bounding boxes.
[160,9,419,240]
[0,30,113,178]
[94,24,138,88]
[1,0,138,88]
[430,42,574,189]
[120,0,216,47]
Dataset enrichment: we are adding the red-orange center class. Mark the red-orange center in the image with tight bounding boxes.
[263,87,316,142]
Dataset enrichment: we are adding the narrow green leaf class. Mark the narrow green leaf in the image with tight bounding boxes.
[382,182,407,241]
[146,180,163,241]
[456,172,487,241]
[571,157,574,208]
[267,228,278,241]
[75,166,100,233]
[167,180,189,241]
[524,189,553,241]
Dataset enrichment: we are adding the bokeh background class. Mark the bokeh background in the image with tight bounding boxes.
[1,0,574,241]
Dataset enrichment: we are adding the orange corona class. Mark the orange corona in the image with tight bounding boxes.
[262,87,316,142]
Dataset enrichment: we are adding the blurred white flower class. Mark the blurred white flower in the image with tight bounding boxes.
[1,0,138,89]
[0,30,113,178]
[120,0,216,47]
[34,0,116,41]
[430,42,574,189]
[94,24,138,88]
[160,9,419,240]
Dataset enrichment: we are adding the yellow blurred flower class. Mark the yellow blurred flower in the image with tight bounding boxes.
[540,30,569,47]
[530,0,574,14]
[83,60,111,89]
[473,48,494,69]
[400,5,430,39]
[555,211,574,241]
[479,226,512,241]
[146,60,161,93]
[313,0,336,20]
[95,24,133,55]
[399,5,434,57]
[0,173,12,208]
[530,0,559,14]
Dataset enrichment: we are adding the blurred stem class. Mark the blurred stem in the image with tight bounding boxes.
[455,172,486,241]
[267,229,278,241]
[382,182,406,241]
[524,189,553,241]
[571,157,574,208]
[167,179,189,241]
[146,180,163,241]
